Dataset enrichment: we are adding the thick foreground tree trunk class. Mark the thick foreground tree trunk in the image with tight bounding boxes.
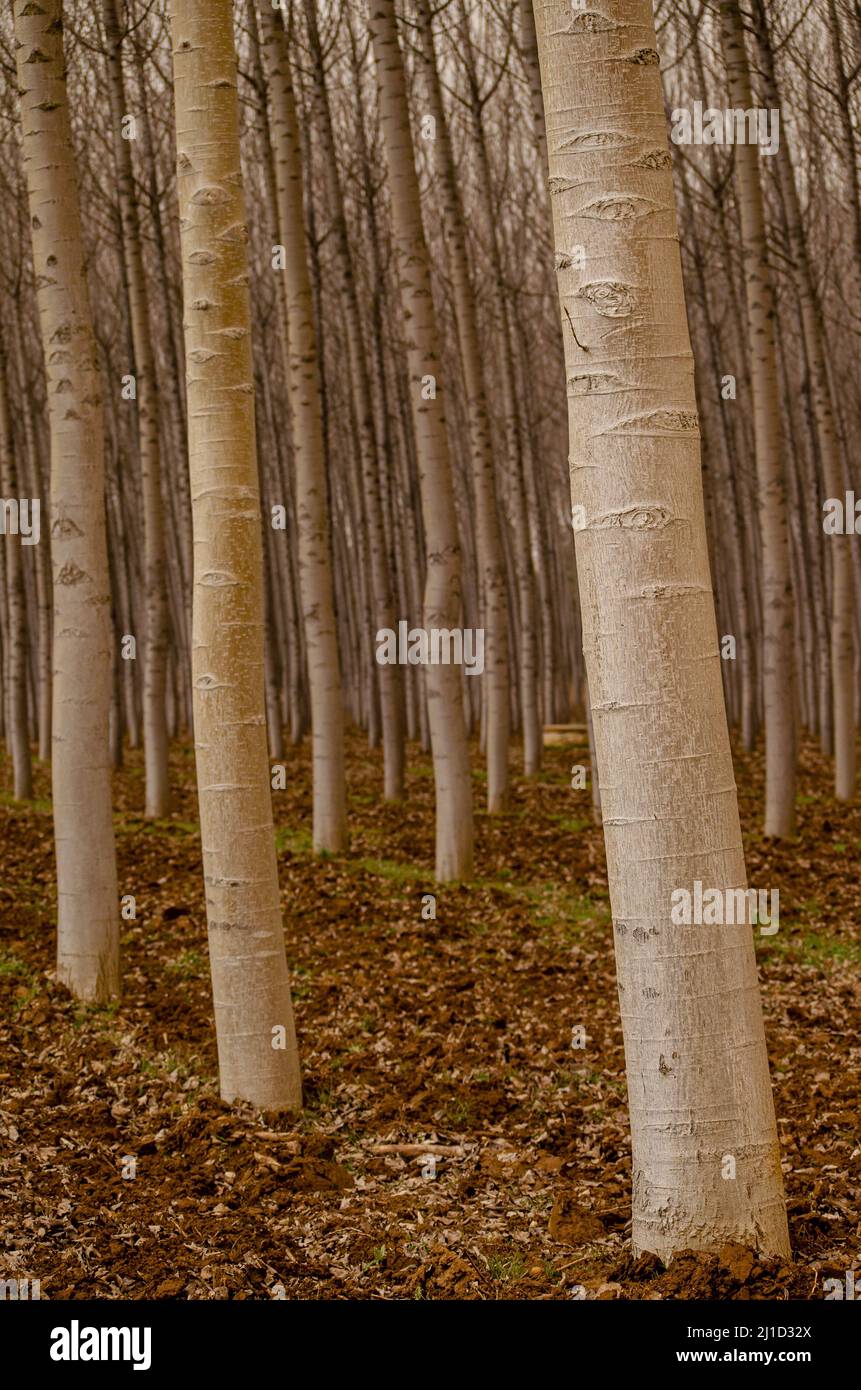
[15,0,119,1001]
[531,0,790,1260]
[170,0,301,1109]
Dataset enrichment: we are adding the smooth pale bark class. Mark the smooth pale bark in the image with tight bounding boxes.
[675,155,757,752]
[532,0,789,1259]
[370,0,473,881]
[14,0,119,1001]
[413,0,511,813]
[456,1,542,777]
[750,0,855,801]
[720,1,795,838]
[257,4,347,853]
[102,0,170,818]
[0,352,33,800]
[302,0,405,803]
[170,0,301,1109]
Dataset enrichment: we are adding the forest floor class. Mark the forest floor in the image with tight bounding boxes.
[0,732,858,1301]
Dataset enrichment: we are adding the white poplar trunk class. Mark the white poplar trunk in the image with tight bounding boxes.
[531,0,790,1259]
[170,0,301,1108]
[15,0,120,1001]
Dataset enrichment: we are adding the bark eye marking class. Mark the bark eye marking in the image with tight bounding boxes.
[198,571,241,588]
[548,176,579,196]
[576,280,635,317]
[558,130,630,153]
[190,185,229,206]
[635,582,708,599]
[633,148,672,170]
[559,11,619,34]
[56,562,87,586]
[613,409,700,434]
[580,194,661,221]
[217,223,249,244]
[51,516,83,539]
[24,47,50,63]
[567,372,621,394]
[592,506,672,531]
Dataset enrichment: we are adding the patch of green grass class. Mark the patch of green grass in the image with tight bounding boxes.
[0,790,52,814]
[70,998,121,1027]
[0,950,29,977]
[166,948,205,980]
[760,929,861,966]
[353,855,425,884]
[553,816,590,834]
[487,1251,526,1283]
[118,816,199,839]
[797,897,826,919]
[137,1049,203,1083]
[275,827,313,856]
[443,1096,476,1128]
[361,1244,387,1274]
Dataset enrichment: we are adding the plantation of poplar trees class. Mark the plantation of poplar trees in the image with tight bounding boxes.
[0,0,858,1334]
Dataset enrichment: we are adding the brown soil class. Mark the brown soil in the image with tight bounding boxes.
[0,733,858,1299]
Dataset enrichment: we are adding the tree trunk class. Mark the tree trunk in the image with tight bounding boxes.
[370,0,473,880]
[531,0,789,1260]
[257,3,347,853]
[413,0,511,813]
[170,0,301,1109]
[750,0,855,801]
[720,0,796,837]
[102,0,170,818]
[14,0,120,1001]
[0,351,33,799]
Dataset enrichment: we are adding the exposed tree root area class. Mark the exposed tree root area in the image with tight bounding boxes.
[0,735,858,1300]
